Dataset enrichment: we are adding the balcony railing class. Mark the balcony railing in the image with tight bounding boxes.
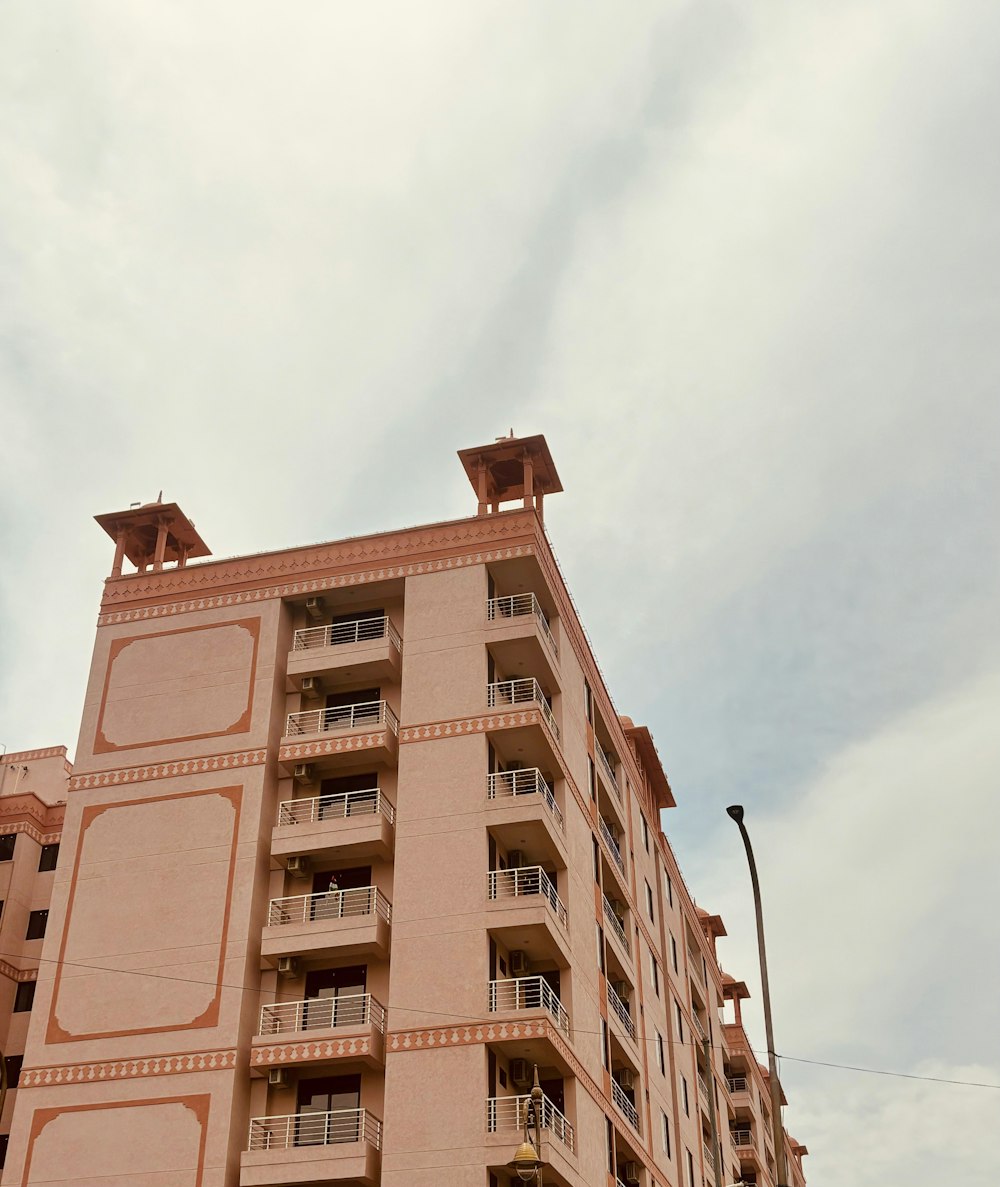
[487,679,559,740]
[285,700,399,737]
[292,616,401,652]
[487,594,558,656]
[603,895,631,956]
[596,747,620,798]
[598,816,625,875]
[489,976,570,1037]
[698,1072,711,1104]
[277,787,394,827]
[486,1094,575,1152]
[727,1075,749,1094]
[267,886,392,927]
[731,1129,755,1149]
[248,1108,382,1151]
[692,1012,708,1042]
[259,993,386,1037]
[704,1140,716,1170]
[611,1078,640,1132]
[606,982,635,1041]
[487,769,564,833]
[488,867,568,930]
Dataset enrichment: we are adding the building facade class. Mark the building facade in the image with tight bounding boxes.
[1,434,806,1187]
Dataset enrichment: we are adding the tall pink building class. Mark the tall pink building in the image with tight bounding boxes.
[1,434,807,1187]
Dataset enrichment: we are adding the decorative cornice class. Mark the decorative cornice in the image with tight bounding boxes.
[278,733,393,762]
[98,515,538,622]
[251,1035,372,1065]
[0,820,63,845]
[68,749,268,791]
[0,960,37,984]
[400,709,547,744]
[19,1048,239,1087]
[0,794,65,837]
[3,746,71,769]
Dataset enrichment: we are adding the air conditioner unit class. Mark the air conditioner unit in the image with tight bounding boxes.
[305,596,325,621]
[509,950,530,977]
[267,1067,291,1087]
[624,1161,641,1184]
[617,1068,636,1091]
[286,855,310,878]
[301,675,323,696]
[276,956,300,979]
[507,850,524,869]
[612,980,630,1001]
[509,1058,531,1088]
[292,763,313,785]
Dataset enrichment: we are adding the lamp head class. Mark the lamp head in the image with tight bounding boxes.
[726,805,745,823]
[507,1138,543,1181]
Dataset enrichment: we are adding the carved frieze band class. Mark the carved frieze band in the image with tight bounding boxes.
[67,749,268,791]
[0,960,37,984]
[400,709,547,744]
[99,535,537,623]
[19,1048,239,1088]
[278,734,392,762]
[0,821,63,846]
[251,1035,372,1066]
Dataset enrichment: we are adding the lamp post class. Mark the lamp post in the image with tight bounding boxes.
[506,1065,545,1185]
[726,805,788,1187]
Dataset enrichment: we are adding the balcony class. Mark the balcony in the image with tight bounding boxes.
[487,594,558,658]
[487,769,564,833]
[727,1075,749,1095]
[603,895,631,957]
[489,867,568,929]
[272,788,395,866]
[489,976,570,1038]
[596,746,620,800]
[731,1128,756,1150]
[488,679,559,740]
[692,1011,709,1043]
[241,1109,381,1186]
[703,1140,716,1172]
[606,982,636,1043]
[251,994,387,1074]
[280,701,399,769]
[486,1093,575,1151]
[261,887,392,966]
[598,816,626,877]
[287,617,402,688]
[698,1072,711,1106]
[611,1078,640,1133]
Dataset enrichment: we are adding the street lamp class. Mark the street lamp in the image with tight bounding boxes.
[506,1065,545,1185]
[727,805,789,1187]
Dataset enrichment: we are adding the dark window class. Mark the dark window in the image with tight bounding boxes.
[642,815,650,852]
[3,1056,22,1089]
[588,759,596,801]
[294,1074,361,1146]
[38,844,59,872]
[592,836,600,882]
[666,871,674,907]
[0,836,14,862]
[682,1076,689,1115]
[26,910,48,941]
[645,880,655,921]
[657,1032,666,1075]
[13,982,35,1012]
[606,1115,614,1173]
[661,1110,671,1158]
[584,681,593,723]
[0,1134,7,1169]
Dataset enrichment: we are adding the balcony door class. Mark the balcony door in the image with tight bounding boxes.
[309,865,372,920]
[303,965,367,1030]
[319,772,379,819]
[325,687,381,729]
[295,1073,361,1145]
[539,1075,564,1115]
[330,608,385,642]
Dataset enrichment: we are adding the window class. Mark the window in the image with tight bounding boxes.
[26,910,48,941]
[0,1134,7,1169]
[38,843,59,872]
[3,1056,22,1088]
[665,870,673,908]
[682,1076,690,1115]
[593,836,600,882]
[588,758,596,801]
[686,1148,695,1187]
[671,933,679,972]
[601,1019,609,1069]
[597,925,605,974]
[606,1116,615,1174]
[675,1000,684,1041]
[13,982,35,1012]
[645,880,654,921]
[650,951,660,997]
[661,1110,671,1157]
[0,836,14,862]
[641,815,650,852]
[584,680,593,723]
[656,1031,666,1075]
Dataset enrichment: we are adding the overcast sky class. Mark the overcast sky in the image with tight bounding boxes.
[2,3,999,1183]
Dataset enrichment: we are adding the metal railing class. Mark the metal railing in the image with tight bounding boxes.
[704,1140,716,1170]
[727,1075,749,1094]
[247,1108,382,1151]
[596,746,620,797]
[692,1012,708,1042]
[488,867,568,930]
[293,616,401,652]
[285,700,399,737]
[487,769,564,832]
[258,993,386,1036]
[267,886,392,927]
[598,816,625,874]
[487,594,558,656]
[731,1128,755,1149]
[611,1078,640,1132]
[487,679,559,740]
[698,1072,710,1103]
[606,982,635,1041]
[486,1094,575,1152]
[603,895,630,956]
[488,976,570,1037]
[276,787,394,827]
